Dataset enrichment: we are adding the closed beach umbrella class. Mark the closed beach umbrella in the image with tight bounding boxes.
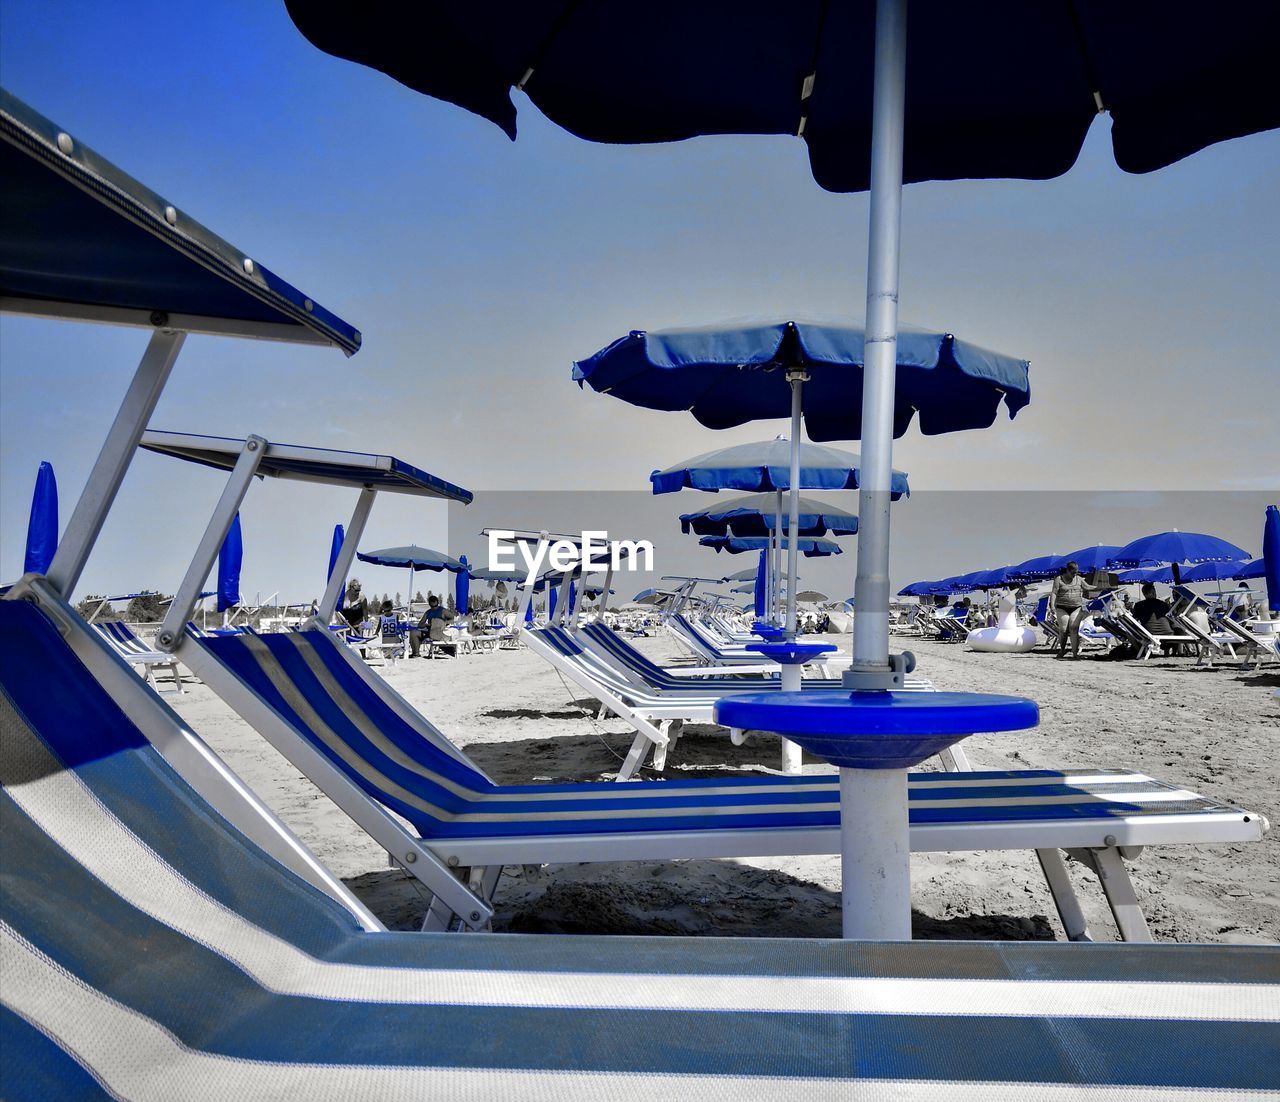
[23,460,58,575]
[1263,505,1280,614]
[216,513,243,613]
[753,548,768,619]
[455,554,470,616]
[326,523,345,596]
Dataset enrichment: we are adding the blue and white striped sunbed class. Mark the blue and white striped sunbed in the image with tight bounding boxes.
[4,599,1279,1098]
[187,625,1267,938]
[90,620,184,693]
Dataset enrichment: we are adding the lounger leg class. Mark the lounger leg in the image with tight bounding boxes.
[469,865,504,904]
[1090,846,1153,942]
[597,703,608,721]
[168,661,185,694]
[1035,849,1094,942]
[937,743,972,772]
[780,737,802,774]
[420,893,456,932]
[651,721,673,771]
[618,727,659,781]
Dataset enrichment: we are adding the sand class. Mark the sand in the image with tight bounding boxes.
[168,628,1279,943]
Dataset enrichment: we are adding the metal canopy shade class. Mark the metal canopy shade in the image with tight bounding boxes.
[140,431,472,502]
[576,321,1029,441]
[0,90,360,353]
[284,4,1280,193]
[1112,531,1249,568]
[652,439,909,497]
[680,492,858,538]
[700,535,842,557]
[356,546,467,574]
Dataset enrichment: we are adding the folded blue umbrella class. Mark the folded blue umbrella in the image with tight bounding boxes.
[455,554,470,616]
[753,549,768,618]
[700,535,842,557]
[326,523,346,594]
[681,492,858,538]
[1263,505,1280,613]
[576,320,1029,441]
[217,513,243,613]
[23,460,58,575]
[652,439,908,497]
[1112,530,1249,568]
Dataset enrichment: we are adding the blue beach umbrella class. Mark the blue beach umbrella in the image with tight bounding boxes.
[1112,530,1248,568]
[23,460,58,575]
[681,492,859,538]
[455,554,470,616]
[1116,566,1175,586]
[1180,561,1246,585]
[1231,559,1264,582]
[217,513,243,613]
[1007,555,1065,584]
[357,544,468,612]
[1263,505,1280,613]
[289,0,1280,715]
[652,439,909,498]
[700,535,842,558]
[1058,545,1125,573]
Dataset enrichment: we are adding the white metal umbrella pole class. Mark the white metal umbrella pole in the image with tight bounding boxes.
[850,0,908,681]
[46,328,186,598]
[773,490,784,623]
[785,371,807,636]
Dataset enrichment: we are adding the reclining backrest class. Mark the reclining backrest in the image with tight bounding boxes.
[0,600,367,971]
[197,630,494,832]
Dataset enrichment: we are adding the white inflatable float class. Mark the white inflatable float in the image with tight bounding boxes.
[966,593,1037,653]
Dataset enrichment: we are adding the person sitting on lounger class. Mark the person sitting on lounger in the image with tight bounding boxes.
[341,579,368,631]
[1132,583,1175,644]
[1051,561,1102,659]
[410,595,455,657]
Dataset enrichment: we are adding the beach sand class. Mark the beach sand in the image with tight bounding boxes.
[168,630,1279,943]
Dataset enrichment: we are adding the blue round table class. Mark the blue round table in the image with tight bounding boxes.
[750,622,787,641]
[714,690,1038,940]
[744,641,839,773]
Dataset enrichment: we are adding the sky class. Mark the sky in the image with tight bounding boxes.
[1,1,1277,605]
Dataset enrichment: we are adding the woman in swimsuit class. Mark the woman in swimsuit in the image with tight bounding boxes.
[1050,561,1098,659]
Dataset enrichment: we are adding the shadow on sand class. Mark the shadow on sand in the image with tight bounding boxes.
[347,863,1056,942]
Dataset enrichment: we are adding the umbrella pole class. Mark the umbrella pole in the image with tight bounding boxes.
[786,373,806,636]
[851,0,908,678]
[774,490,784,623]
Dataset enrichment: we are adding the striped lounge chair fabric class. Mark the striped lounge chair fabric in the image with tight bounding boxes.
[3,599,1278,1099]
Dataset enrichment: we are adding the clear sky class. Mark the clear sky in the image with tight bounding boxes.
[1,0,1277,603]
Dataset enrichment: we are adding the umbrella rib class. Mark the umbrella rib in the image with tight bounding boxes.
[1064,0,1108,113]
[515,0,584,91]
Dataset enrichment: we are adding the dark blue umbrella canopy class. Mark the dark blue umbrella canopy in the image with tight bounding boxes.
[284,3,1280,193]
[1231,559,1264,582]
[575,320,1030,441]
[1057,545,1125,573]
[455,554,470,614]
[1112,531,1248,568]
[700,535,842,557]
[753,549,768,618]
[652,439,908,497]
[1180,560,1245,584]
[23,460,58,575]
[216,513,243,613]
[1116,566,1175,585]
[680,492,858,538]
[1007,554,1065,583]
